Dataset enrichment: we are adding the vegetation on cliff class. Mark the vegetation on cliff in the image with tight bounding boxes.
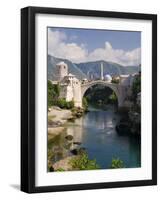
[132,72,141,103]
[56,98,74,109]
[48,80,60,107]
[51,153,125,171]
[48,80,74,109]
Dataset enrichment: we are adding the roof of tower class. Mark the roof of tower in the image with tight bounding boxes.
[68,73,75,77]
[56,61,67,66]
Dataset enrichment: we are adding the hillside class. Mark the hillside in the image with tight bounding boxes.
[76,60,140,79]
[48,55,140,81]
[48,55,87,81]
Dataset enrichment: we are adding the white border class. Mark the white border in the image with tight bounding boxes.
[35,14,152,186]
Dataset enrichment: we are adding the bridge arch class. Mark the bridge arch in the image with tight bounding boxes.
[81,81,122,107]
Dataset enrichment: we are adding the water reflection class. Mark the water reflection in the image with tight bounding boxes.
[49,105,141,169]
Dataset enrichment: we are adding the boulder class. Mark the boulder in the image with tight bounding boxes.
[65,135,73,141]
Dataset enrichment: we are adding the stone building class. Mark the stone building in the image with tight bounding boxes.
[59,71,82,107]
[55,61,68,81]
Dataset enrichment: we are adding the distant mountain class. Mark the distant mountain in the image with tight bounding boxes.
[48,55,140,81]
[48,55,87,81]
[76,60,141,79]
[123,65,141,74]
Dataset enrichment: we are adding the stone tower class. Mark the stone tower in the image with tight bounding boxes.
[56,61,68,81]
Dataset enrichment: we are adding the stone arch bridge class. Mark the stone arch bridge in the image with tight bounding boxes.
[80,80,127,108]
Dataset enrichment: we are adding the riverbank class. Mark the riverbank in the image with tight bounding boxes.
[48,104,141,171]
[52,155,77,171]
[48,106,73,138]
[48,106,86,137]
[48,106,87,171]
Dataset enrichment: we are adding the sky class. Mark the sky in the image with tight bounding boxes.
[48,27,141,66]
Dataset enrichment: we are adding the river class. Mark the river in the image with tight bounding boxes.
[51,105,141,169]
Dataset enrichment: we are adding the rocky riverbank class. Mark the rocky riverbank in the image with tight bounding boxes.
[116,107,141,136]
[48,106,73,138]
[48,106,86,136]
[52,155,77,171]
[48,106,87,171]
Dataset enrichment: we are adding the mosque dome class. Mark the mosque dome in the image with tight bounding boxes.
[104,74,112,82]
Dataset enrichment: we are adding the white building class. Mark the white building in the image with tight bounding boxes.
[59,70,82,107]
[119,75,131,86]
[82,78,88,84]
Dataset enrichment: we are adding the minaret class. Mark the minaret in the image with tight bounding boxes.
[101,62,104,80]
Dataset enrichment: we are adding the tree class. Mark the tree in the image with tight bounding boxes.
[66,100,74,109]
[111,78,119,84]
[132,75,141,102]
[48,80,60,107]
[109,91,117,104]
[82,97,88,111]
[56,98,74,109]
[56,98,67,109]
[110,158,125,169]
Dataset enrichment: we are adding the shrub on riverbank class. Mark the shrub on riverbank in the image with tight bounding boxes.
[56,98,74,109]
[56,168,65,172]
[110,158,125,169]
[70,153,100,170]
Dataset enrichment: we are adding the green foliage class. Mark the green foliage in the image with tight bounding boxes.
[132,75,141,102]
[84,85,118,106]
[82,97,88,110]
[56,98,66,108]
[66,100,74,109]
[109,91,117,104]
[56,98,74,109]
[47,80,74,109]
[48,80,60,107]
[70,153,100,170]
[56,168,65,172]
[110,158,125,169]
[111,78,119,84]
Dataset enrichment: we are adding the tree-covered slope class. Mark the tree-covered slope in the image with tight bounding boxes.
[48,55,87,81]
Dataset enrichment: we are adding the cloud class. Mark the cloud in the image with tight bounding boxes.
[48,29,141,66]
[88,42,141,66]
[48,29,88,63]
